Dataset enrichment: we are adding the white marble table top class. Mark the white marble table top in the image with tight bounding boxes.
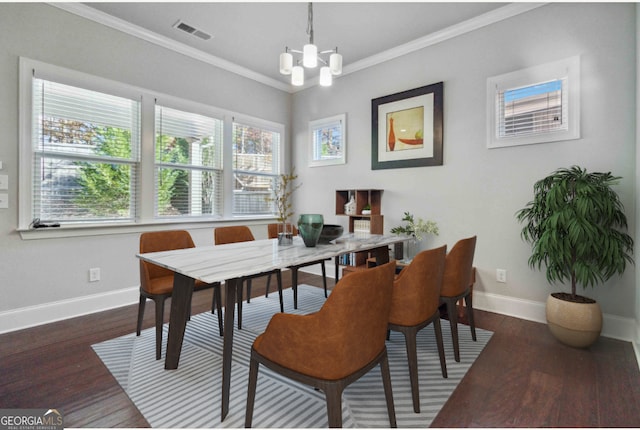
[137,233,407,284]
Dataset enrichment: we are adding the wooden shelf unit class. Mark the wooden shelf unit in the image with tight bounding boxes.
[336,189,384,273]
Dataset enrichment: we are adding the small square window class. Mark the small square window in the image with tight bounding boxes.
[487,56,580,149]
[308,114,346,167]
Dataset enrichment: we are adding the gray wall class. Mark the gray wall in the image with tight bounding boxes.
[0,4,289,317]
[291,3,637,322]
[0,3,637,340]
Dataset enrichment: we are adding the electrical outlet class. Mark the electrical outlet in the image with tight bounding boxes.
[89,268,101,282]
[496,268,507,283]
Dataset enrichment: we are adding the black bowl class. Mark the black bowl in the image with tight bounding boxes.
[318,224,344,244]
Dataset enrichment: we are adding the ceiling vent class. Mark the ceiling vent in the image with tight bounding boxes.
[173,20,212,41]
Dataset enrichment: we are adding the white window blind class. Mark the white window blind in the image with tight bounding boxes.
[155,104,223,218]
[232,121,280,216]
[497,79,567,138]
[31,78,140,223]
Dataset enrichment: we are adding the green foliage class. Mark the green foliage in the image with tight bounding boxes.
[390,211,439,241]
[265,168,301,223]
[75,126,132,217]
[516,166,634,296]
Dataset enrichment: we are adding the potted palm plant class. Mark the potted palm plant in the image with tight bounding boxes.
[516,166,633,347]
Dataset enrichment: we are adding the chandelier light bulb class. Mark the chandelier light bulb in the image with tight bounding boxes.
[279,52,293,75]
[319,67,332,86]
[303,44,318,68]
[329,52,343,75]
[291,66,304,86]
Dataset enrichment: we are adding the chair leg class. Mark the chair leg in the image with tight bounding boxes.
[402,328,421,413]
[136,294,146,336]
[214,285,224,337]
[265,273,272,298]
[237,280,244,330]
[321,261,328,298]
[444,297,461,362]
[154,297,166,361]
[380,350,397,428]
[291,268,299,310]
[276,270,284,313]
[324,384,343,428]
[465,293,477,341]
[433,315,448,378]
[245,357,259,428]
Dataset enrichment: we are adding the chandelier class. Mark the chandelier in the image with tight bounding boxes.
[279,2,342,87]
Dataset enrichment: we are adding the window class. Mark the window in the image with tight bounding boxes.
[19,58,285,232]
[486,56,580,149]
[155,104,223,218]
[232,119,282,216]
[309,114,346,167]
[30,77,140,224]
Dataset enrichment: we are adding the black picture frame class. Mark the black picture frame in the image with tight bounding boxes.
[371,82,443,170]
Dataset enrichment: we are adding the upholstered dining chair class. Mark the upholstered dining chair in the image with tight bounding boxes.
[267,223,329,308]
[388,245,448,413]
[138,230,223,360]
[214,225,283,329]
[245,261,398,428]
[440,235,477,362]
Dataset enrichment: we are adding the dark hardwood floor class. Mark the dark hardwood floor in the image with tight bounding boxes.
[1,272,639,427]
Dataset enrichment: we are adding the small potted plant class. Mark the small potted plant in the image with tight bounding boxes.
[361,204,371,215]
[516,166,634,347]
[391,211,439,262]
[265,168,301,245]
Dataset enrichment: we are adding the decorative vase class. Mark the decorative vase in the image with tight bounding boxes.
[277,223,293,246]
[297,214,324,247]
[403,237,419,262]
[545,293,602,348]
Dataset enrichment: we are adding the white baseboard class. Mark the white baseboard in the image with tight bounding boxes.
[0,286,139,334]
[303,263,639,343]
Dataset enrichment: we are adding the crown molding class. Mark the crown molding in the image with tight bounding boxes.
[50,2,546,94]
[337,2,547,79]
[49,2,292,92]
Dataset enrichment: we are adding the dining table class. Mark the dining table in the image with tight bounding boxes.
[137,232,407,421]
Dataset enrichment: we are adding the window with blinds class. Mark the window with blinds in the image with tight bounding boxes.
[232,121,281,216]
[20,58,285,230]
[155,105,223,218]
[31,78,140,223]
[486,56,580,149]
[498,79,567,137]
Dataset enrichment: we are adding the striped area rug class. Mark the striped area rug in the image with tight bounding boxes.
[93,285,492,428]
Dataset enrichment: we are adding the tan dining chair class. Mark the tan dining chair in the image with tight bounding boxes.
[267,223,329,308]
[137,230,223,360]
[388,245,447,413]
[214,225,283,329]
[245,261,398,428]
[440,235,477,362]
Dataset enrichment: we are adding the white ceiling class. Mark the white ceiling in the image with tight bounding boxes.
[71,2,522,91]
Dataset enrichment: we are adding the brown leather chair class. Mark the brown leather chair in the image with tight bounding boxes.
[388,245,447,413]
[245,261,398,428]
[440,236,477,362]
[267,223,329,308]
[214,225,283,329]
[137,230,223,360]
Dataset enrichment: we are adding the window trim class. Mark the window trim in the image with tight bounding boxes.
[18,57,285,236]
[486,56,580,149]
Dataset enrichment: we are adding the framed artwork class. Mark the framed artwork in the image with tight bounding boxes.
[309,113,346,167]
[371,82,443,170]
